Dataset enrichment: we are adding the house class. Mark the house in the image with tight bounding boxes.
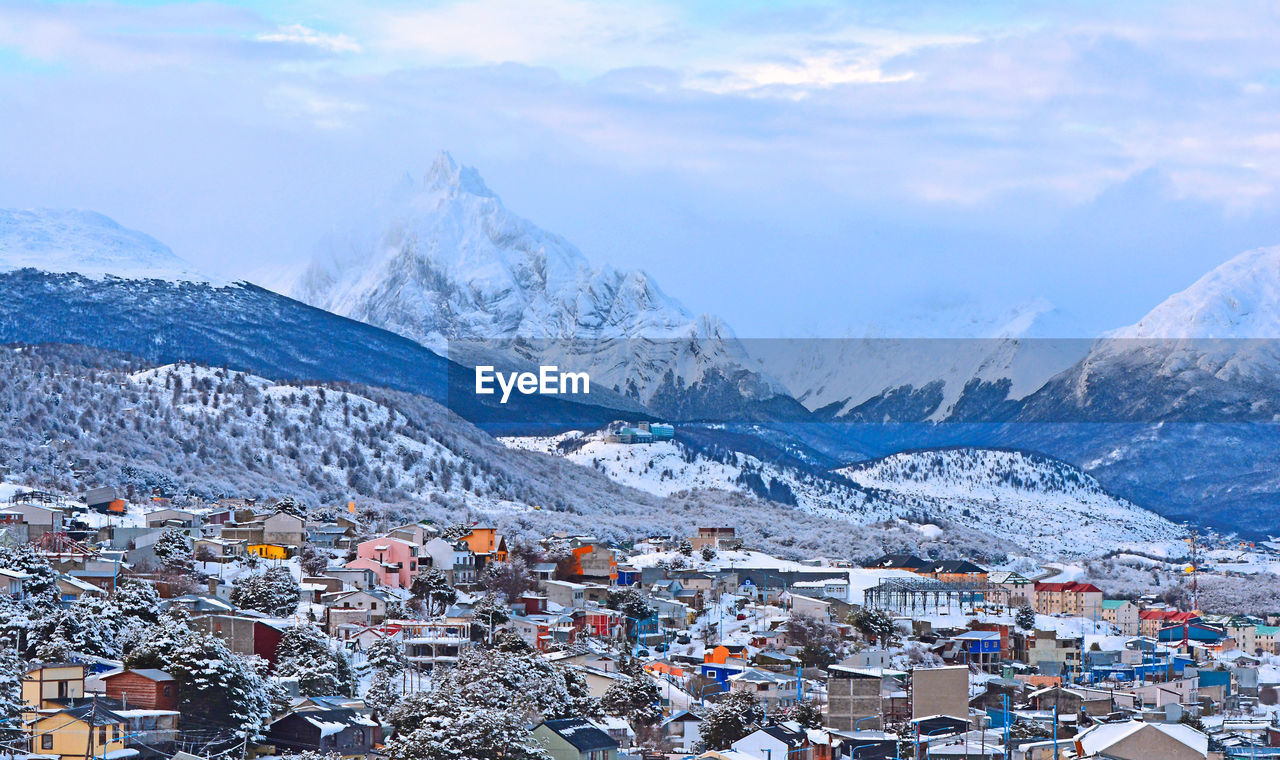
[826,663,886,731]
[532,718,619,760]
[57,574,105,605]
[145,508,198,528]
[391,618,474,671]
[865,554,928,573]
[691,527,739,552]
[247,543,292,560]
[23,663,86,708]
[925,560,988,583]
[265,708,378,757]
[323,589,391,623]
[987,571,1035,608]
[1028,629,1082,677]
[346,536,421,588]
[30,701,129,760]
[1034,582,1103,617]
[85,486,126,514]
[663,711,703,753]
[100,669,177,710]
[1073,720,1209,760]
[323,566,379,591]
[388,521,439,546]
[728,668,799,712]
[8,502,63,538]
[1101,599,1141,636]
[262,513,307,548]
[733,724,813,760]
[459,526,507,571]
[546,579,587,610]
[1139,610,1199,638]
[192,537,244,562]
[422,537,477,586]
[0,567,30,599]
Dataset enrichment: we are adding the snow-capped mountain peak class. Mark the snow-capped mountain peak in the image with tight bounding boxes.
[0,208,214,283]
[293,152,793,416]
[420,150,496,199]
[1110,246,1280,340]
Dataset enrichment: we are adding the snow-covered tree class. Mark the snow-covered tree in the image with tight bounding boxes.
[126,624,275,744]
[0,643,23,743]
[471,593,511,643]
[410,569,457,616]
[697,690,765,750]
[366,636,408,675]
[272,495,309,519]
[386,706,550,760]
[231,567,301,616]
[480,559,534,602]
[273,625,358,696]
[601,674,661,729]
[363,670,400,716]
[1016,605,1037,631]
[152,528,193,573]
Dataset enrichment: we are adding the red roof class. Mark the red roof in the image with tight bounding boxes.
[1139,610,1197,622]
[1034,581,1102,593]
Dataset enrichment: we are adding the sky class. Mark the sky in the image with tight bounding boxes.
[2,0,1280,337]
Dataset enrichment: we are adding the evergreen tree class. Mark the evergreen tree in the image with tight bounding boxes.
[274,625,358,696]
[231,567,301,616]
[386,705,550,760]
[152,528,193,573]
[601,674,661,730]
[366,636,408,674]
[272,495,309,519]
[1016,604,1037,631]
[410,569,457,616]
[126,624,275,744]
[471,593,511,643]
[0,643,23,743]
[697,690,764,750]
[363,670,400,716]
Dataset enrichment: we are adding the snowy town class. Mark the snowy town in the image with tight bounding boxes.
[0,487,1274,760]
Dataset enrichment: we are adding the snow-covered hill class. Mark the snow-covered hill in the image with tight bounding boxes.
[292,152,800,420]
[501,433,1182,557]
[0,208,215,283]
[838,449,1185,557]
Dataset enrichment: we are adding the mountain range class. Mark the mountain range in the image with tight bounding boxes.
[2,154,1280,536]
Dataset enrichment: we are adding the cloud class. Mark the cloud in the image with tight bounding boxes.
[257,24,362,55]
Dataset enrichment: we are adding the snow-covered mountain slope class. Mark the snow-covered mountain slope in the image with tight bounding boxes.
[838,449,1185,556]
[749,299,1089,422]
[501,433,1181,557]
[1020,246,1280,422]
[0,344,1017,562]
[292,152,801,420]
[0,208,215,283]
[1110,247,1280,340]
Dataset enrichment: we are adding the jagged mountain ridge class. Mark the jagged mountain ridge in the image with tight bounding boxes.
[292,152,805,421]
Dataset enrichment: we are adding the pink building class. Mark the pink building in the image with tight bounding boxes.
[346,537,421,588]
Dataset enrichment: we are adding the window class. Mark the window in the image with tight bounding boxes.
[41,735,52,750]
[99,726,108,745]
[163,685,172,697]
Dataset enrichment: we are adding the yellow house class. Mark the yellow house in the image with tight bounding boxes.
[31,702,129,760]
[23,664,86,711]
[247,543,291,560]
